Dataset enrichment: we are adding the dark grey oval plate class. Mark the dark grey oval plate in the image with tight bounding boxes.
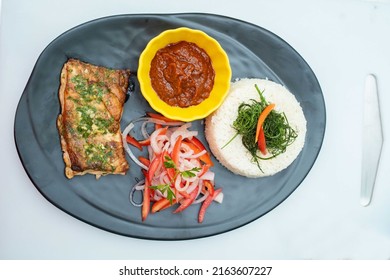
[14,13,326,240]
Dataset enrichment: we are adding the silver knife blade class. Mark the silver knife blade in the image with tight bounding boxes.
[360,74,383,206]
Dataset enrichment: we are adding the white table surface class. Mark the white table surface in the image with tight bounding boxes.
[1,0,389,260]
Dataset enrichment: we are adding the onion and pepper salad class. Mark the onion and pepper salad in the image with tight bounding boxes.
[122,112,223,223]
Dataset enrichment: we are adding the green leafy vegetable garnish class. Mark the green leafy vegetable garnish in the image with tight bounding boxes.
[150,156,201,204]
[149,184,176,204]
[223,84,298,171]
[164,156,202,179]
[162,156,176,169]
[163,156,201,177]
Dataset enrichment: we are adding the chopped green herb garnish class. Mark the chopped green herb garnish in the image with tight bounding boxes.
[71,74,108,102]
[75,105,114,138]
[84,143,114,170]
[163,156,176,169]
[149,184,176,204]
[163,155,201,178]
[223,84,298,171]
[181,168,202,178]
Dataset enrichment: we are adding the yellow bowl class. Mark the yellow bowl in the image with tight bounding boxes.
[138,27,232,122]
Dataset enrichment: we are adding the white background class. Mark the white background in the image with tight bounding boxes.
[1,0,389,260]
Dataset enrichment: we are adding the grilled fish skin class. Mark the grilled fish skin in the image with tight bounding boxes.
[57,59,130,179]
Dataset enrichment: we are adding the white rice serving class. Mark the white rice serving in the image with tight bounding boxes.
[205,78,306,178]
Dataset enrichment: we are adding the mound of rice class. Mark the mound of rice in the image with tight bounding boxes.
[205,78,306,178]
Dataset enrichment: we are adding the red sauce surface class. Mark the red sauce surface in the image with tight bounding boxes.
[149,41,215,108]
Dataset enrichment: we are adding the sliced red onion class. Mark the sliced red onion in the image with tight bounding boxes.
[175,175,189,192]
[149,127,165,154]
[193,192,209,204]
[122,122,149,170]
[129,179,145,207]
[147,146,153,161]
[133,117,184,127]
[200,170,215,182]
[187,149,207,159]
[141,121,150,139]
[186,178,199,194]
[178,143,194,158]
[214,192,224,204]
[169,123,193,145]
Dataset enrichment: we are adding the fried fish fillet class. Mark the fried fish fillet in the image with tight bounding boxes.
[57,59,130,179]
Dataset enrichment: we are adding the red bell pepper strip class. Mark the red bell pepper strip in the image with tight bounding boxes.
[138,156,150,168]
[151,198,172,213]
[126,135,151,150]
[160,200,176,211]
[198,188,222,223]
[255,103,275,143]
[203,180,215,196]
[257,126,267,155]
[189,136,207,151]
[174,188,179,203]
[147,154,162,183]
[198,164,211,178]
[142,176,151,221]
[178,189,190,199]
[173,185,199,214]
[138,138,151,146]
[146,112,177,122]
[171,135,182,166]
[186,137,214,165]
[182,140,214,166]
[126,135,143,151]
